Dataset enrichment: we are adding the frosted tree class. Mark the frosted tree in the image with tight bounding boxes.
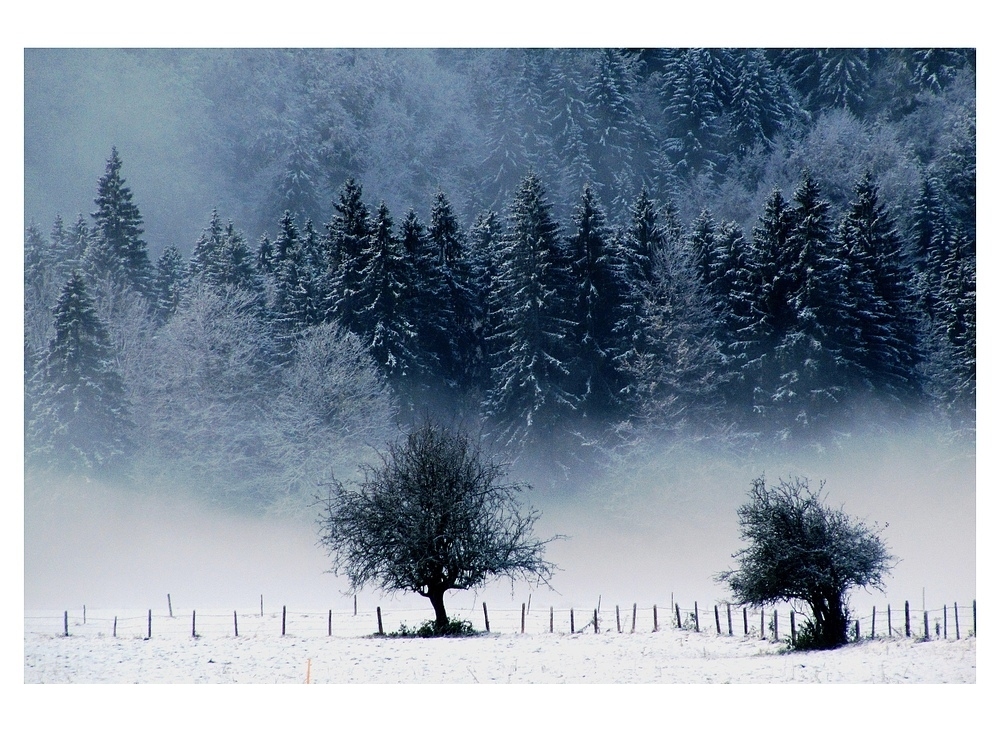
[137,282,282,504]
[398,208,446,391]
[776,48,872,116]
[584,48,654,215]
[567,184,628,420]
[478,51,549,212]
[354,201,420,387]
[621,222,726,438]
[837,173,922,405]
[543,51,598,213]
[26,272,134,475]
[325,178,372,332]
[269,322,396,508]
[659,49,729,179]
[768,171,852,438]
[428,190,482,392]
[485,173,577,448]
[923,238,975,434]
[612,188,667,388]
[24,223,57,358]
[728,49,799,157]
[467,209,504,387]
[189,209,226,284]
[708,221,757,385]
[152,245,186,324]
[84,147,153,300]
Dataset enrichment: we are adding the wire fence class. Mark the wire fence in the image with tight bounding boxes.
[24,596,978,643]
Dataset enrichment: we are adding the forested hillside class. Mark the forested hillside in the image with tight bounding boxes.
[23,48,975,510]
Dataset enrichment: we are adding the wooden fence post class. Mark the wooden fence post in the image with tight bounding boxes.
[727,603,733,636]
[676,603,682,630]
[924,609,929,640]
[147,609,152,639]
[760,608,765,640]
[354,595,357,617]
[871,606,876,639]
[83,605,87,625]
[790,610,796,646]
[973,600,977,637]
[955,603,960,640]
[168,594,173,618]
[772,609,778,642]
[570,608,575,634]
[328,610,332,637]
[943,605,948,639]
[192,609,197,638]
[260,595,263,618]
[714,605,721,635]
[234,611,239,637]
[521,603,526,634]
[282,605,287,636]
[63,611,69,637]
[615,605,621,633]
[653,605,659,632]
[887,604,892,637]
[483,602,490,633]
[113,616,118,638]
[593,609,599,634]
[376,606,384,635]
[855,619,860,642]
[743,606,748,636]
[694,602,700,633]
[549,606,554,633]
[632,603,637,633]
[905,601,911,637]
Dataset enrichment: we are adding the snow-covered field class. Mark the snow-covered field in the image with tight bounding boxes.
[21,603,982,734]
[25,605,975,684]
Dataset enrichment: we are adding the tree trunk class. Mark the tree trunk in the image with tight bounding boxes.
[428,587,449,632]
[811,593,849,649]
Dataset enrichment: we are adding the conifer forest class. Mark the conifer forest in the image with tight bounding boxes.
[24,49,976,513]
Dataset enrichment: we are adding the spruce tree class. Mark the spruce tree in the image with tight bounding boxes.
[189,209,226,284]
[567,184,627,420]
[86,147,153,299]
[659,49,728,178]
[152,245,186,325]
[325,178,372,332]
[26,272,133,475]
[612,188,666,391]
[772,172,851,438]
[467,210,503,386]
[428,191,481,391]
[838,173,922,405]
[399,208,446,387]
[355,202,419,387]
[728,49,797,157]
[485,173,576,447]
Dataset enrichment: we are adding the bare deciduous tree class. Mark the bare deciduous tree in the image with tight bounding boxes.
[317,421,559,633]
[717,475,895,649]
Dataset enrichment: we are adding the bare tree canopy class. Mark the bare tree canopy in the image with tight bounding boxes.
[717,475,895,649]
[317,421,559,632]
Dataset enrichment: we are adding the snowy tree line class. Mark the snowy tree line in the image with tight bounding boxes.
[24,49,975,508]
[25,146,973,504]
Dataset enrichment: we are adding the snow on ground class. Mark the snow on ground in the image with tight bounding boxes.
[25,605,975,684]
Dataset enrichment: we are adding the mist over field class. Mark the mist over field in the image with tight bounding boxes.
[23,48,976,629]
[25,425,974,615]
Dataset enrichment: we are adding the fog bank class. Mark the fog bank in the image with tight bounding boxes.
[24,427,975,618]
